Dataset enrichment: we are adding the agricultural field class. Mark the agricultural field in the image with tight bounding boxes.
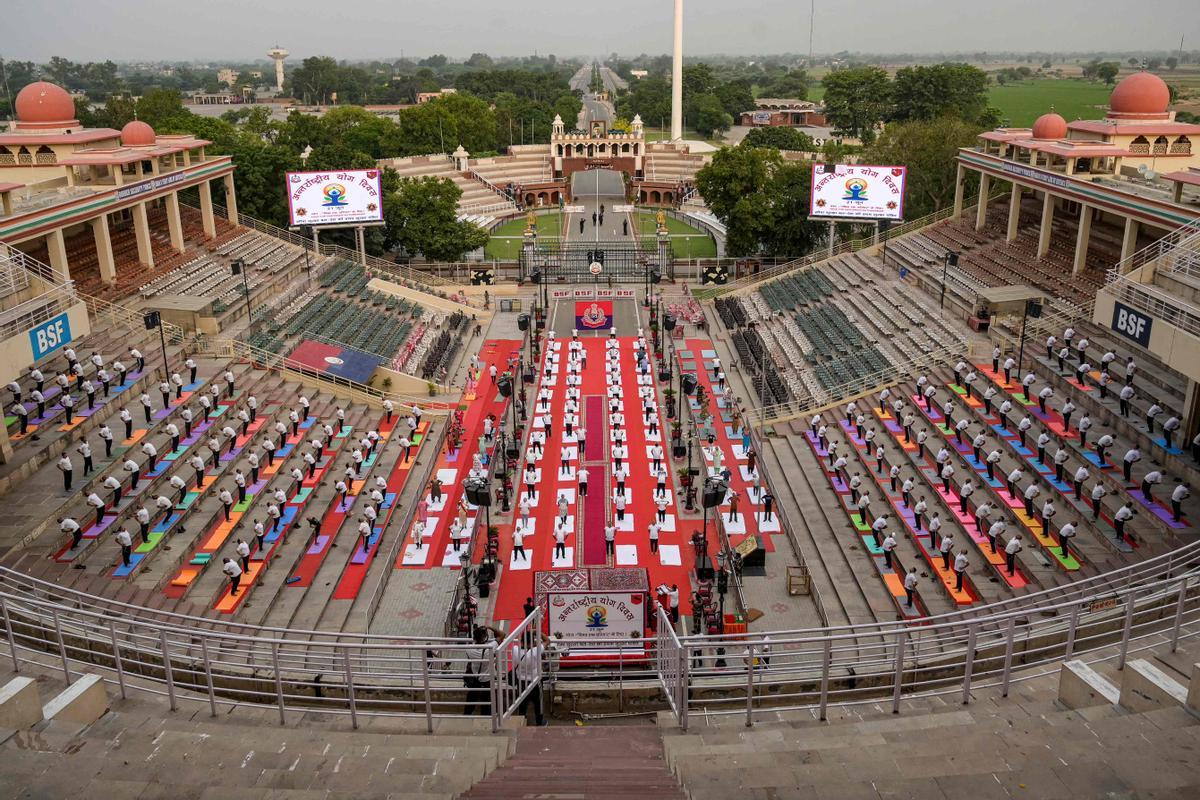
[986,78,1113,126]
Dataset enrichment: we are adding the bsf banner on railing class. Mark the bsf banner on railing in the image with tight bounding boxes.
[550,288,636,300]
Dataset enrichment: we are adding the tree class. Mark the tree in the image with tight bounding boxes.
[715,80,755,118]
[287,56,340,104]
[395,93,497,156]
[617,77,671,130]
[682,63,716,97]
[820,67,891,143]
[691,93,732,137]
[1167,57,1179,70]
[1095,62,1120,85]
[135,88,185,128]
[863,116,983,219]
[384,176,488,261]
[742,127,817,152]
[1148,58,1163,71]
[419,55,448,69]
[465,53,494,69]
[694,145,823,257]
[890,63,993,125]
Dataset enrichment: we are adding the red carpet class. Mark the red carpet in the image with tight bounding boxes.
[395,339,522,569]
[489,335,693,625]
[581,394,608,565]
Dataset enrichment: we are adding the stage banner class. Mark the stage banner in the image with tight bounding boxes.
[286,169,384,227]
[548,591,644,641]
[556,288,636,300]
[286,340,383,384]
[810,164,907,220]
[575,300,614,330]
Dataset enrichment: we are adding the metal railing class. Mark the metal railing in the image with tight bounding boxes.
[182,202,475,298]
[0,282,79,343]
[0,533,1198,730]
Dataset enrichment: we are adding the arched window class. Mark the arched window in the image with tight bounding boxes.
[1152,136,1169,155]
[575,144,584,156]
[524,193,535,207]
[1171,135,1192,155]
[633,143,640,156]
[0,146,13,166]
[1129,136,1150,155]
[17,146,32,165]
[622,143,630,154]
[650,190,661,203]
[556,144,564,157]
[35,145,56,165]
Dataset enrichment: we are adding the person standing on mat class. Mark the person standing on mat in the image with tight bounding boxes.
[554,524,567,561]
[615,492,627,523]
[605,523,615,556]
[512,529,526,562]
[648,521,660,553]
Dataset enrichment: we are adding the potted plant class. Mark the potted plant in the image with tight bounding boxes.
[663,387,675,419]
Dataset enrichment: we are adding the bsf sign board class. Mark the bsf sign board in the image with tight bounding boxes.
[286,169,384,227]
[29,313,72,361]
[1111,301,1153,347]
[548,591,645,642]
[810,164,907,221]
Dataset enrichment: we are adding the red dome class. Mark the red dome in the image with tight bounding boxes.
[1031,112,1068,140]
[120,120,157,146]
[15,81,76,124]
[1109,72,1170,115]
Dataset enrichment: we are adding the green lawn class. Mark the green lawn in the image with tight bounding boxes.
[633,211,717,259]
[986,79,1113,127]
[484,208,717,260]
[483,212,565,261]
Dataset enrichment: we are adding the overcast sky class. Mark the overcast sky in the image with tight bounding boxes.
[6,0,1199,63]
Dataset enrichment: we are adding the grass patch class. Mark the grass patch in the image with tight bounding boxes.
[987,78,1112,127]
[483,212,565,261]
[633,211,717,259]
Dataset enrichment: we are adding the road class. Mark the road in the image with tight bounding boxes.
[568,62,624,129]
[563,170,633,245]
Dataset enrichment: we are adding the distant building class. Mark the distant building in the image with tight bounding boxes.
[416,89,457,104]
[217,69,240,87]
[630,70,649,79]
[739,99,826,128]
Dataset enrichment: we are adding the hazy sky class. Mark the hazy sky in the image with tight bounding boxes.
[6,0,1199,63]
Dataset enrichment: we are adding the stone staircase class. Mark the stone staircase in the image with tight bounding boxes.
[0,663,516,799]
[460,725,686,800]
[660,646,1200,800]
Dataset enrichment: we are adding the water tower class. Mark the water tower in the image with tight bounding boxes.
[268,47,289,92]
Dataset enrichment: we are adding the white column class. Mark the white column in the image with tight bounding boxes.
[1038,192,1055,258]
[132,201,155,269]
[1006,183,1022,242]
[974,174,990,232]
[198,179,217,239]
[952,164,965,219]
[1120,217,1140,264]
[165,191,185,253]
[92,215,116,284]
[671,0,684,141]
[46,228,70,280]
[223,174,239,223]
[1073,204,1092,275]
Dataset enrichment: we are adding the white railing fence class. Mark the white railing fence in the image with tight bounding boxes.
[1,533,1198,731]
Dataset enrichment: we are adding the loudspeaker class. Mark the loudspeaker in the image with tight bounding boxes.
[517,314,529,332]
[650,268,662,284]
[143,311,160,330]
[530,269,542,284]
[464,477,491,507]
[702,477,728,509]
[681,374,698,396]
[496,375,513,398]
[663,313,677,332]
[1027,301,1043,318]
[946,252,959,267]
